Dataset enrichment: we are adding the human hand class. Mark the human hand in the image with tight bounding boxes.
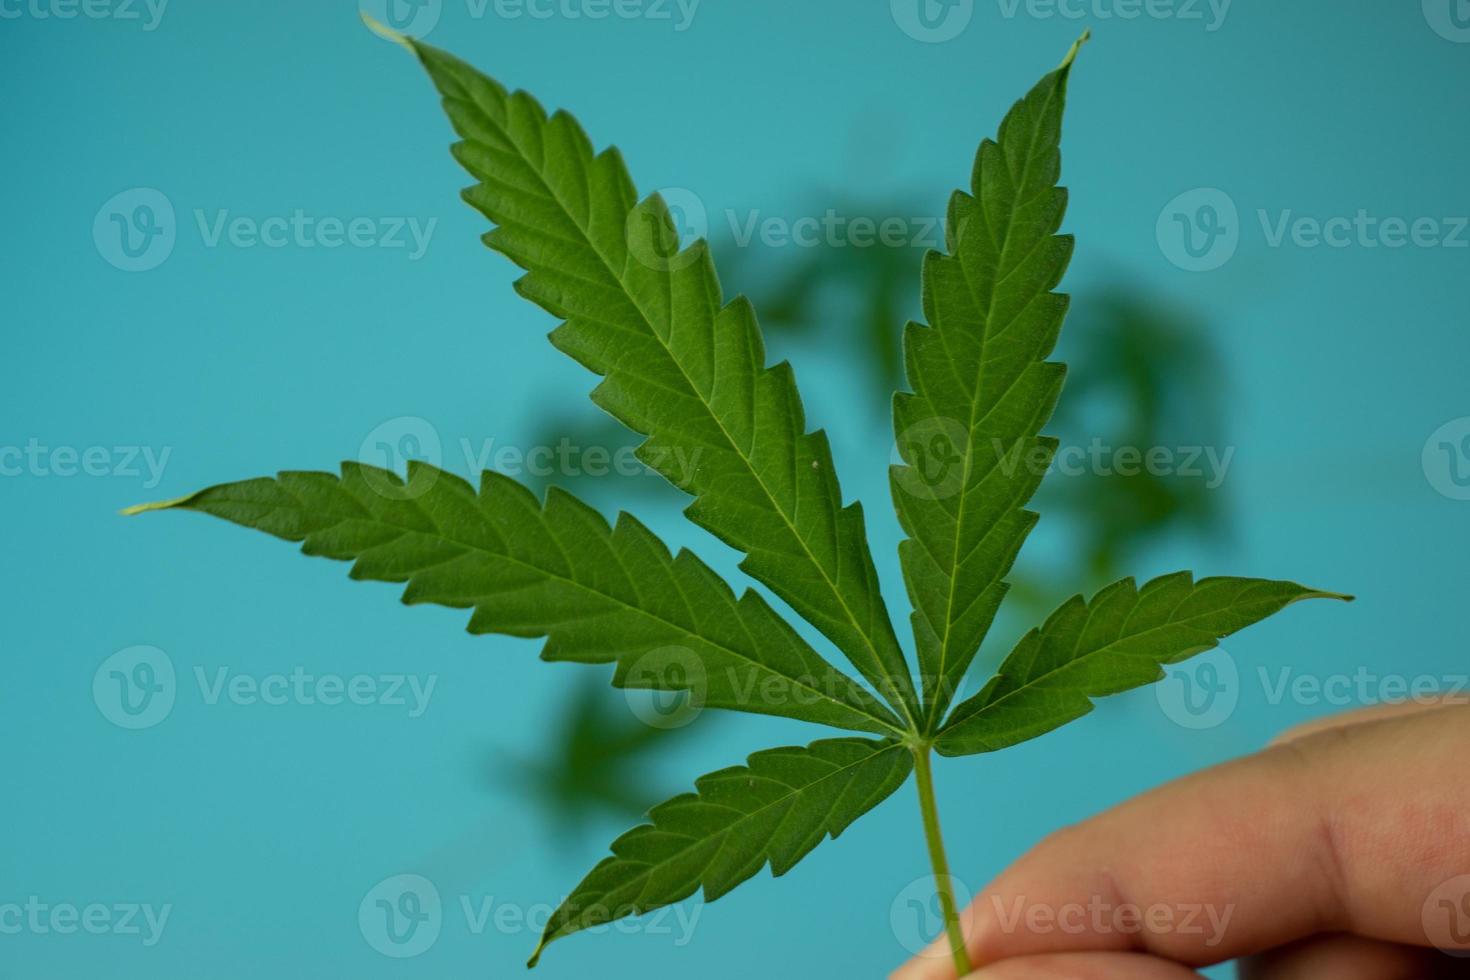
[892,700,1470,979]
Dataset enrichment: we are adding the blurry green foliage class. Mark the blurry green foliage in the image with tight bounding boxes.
[491,675,696,834]
[1044,285,1228,583]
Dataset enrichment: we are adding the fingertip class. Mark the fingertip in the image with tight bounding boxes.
[1271,698,1470,746]
[965,952,1205,979]
[890,941,962,980]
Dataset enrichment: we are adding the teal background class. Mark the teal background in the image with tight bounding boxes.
[3,1,1467,976]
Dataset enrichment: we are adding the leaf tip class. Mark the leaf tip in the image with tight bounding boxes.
[359,9,415,51]
[526,938,549,969]
[120,493,197,517]
[1059,27,1092,70]
[1287,587,1355,608]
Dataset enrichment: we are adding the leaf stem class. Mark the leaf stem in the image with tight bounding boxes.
[912,746,972,976]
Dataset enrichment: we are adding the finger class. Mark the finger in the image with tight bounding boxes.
[966,951,1203,979]
[1271,695,1468,745]
[1240,933,1461,980]
[895,703,1470,980]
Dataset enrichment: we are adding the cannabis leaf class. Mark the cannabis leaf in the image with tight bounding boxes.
[528,737,913,967]
[126,463,902,734]
[892,43,1078,731]
[407,40,920,724]
[127,28,1354,973]
[936,574,1351,756]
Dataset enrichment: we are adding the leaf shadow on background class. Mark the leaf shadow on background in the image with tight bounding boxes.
[487,675,699,836]
[497,212,1231,833]
[1042,282,1230,584]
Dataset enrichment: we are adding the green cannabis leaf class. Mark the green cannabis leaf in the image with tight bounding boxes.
[127,463,902,735]
[892,47,1075,731]
[528,737,913,966]
[936,574,1350,756]
[129,25,1352,973]
[408,40,919,726]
